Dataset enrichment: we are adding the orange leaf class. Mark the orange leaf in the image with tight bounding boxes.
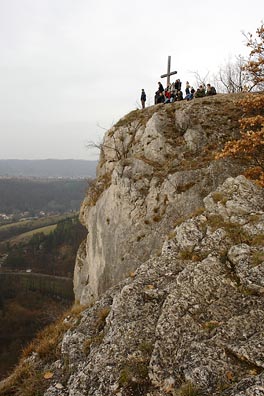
[43,371,54,379]
[226,371,234,381]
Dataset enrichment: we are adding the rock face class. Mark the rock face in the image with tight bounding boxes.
[2,95,264,396]
[41,175,264,396]
[75,95,244,305]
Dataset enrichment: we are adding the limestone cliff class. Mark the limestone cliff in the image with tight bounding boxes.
[1,94,264,396]
[74,95,244,304]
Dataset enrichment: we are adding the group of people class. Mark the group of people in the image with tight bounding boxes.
[140,79,217,108]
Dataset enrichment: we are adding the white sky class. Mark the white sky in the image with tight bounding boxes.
[0,0,263,160]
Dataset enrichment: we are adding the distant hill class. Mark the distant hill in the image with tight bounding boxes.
[0,159,97,178]
[0,178,90,215]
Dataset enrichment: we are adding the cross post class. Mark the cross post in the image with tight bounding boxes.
[160,56,177,86]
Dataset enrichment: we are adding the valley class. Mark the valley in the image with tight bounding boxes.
[0,176,88,379]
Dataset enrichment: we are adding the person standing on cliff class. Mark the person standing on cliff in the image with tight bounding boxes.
[141,89,146,109]
[185,81,190,96]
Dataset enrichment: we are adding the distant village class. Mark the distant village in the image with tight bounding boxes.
[0,210,48,223]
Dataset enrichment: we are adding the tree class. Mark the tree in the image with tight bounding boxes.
[190,70,210,89]
[243,23,264,90]
[215,23,264,187]
[216,55,251,93]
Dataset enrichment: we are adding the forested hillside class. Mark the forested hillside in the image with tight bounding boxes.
[0,282,71,380]
[3,216,87,276]
[0,178,89,215]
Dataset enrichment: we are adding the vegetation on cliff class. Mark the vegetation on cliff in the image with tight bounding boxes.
[216,23,264,186]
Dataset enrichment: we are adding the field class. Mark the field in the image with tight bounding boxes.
[0,212,77,249]
[7,224,57,246]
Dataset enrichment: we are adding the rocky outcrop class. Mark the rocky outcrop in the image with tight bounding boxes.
[37,175,264,396]
[1,93,264,396]
[75,95,244,305]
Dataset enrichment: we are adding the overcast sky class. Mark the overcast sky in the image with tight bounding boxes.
[0,0,262,160]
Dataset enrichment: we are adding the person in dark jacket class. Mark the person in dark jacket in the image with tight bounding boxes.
[155,82,165,104]
[195,85,206,98]
[158,82,164,93]
[176,90,183,101]
[206,84,217,95]
[156,92,165,103]
[175,79,182,91]
[141,89,146,109]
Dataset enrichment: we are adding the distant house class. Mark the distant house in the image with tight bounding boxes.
[0,253,8,267]
[0,213,11,220]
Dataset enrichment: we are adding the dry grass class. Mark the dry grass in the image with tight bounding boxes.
[211,191,228,204]
[175,182,196,194]
[251,251,264,267]
[81,306,110,356]
[22,303,87,362]
[152,215,162,223]
[0,362,47,396]
[251,234,264,246]
[85,172,112,207]
[207,215,252,244]
[178,249,194,261]
[202,320,221,332]
[95,306,111,331]
[82,334,104,356]
[173,207,205,228]
[113,105,157,130]
[119,358,150,396]
[176,381,201,396]
[134,155,164,170]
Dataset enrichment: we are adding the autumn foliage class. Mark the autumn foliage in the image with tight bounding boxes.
[216,93,264,186]
[216,24,264,187]
[243,23,264,89]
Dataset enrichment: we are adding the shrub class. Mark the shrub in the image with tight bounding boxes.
[95,306,111,332]
[85,173,112,207]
